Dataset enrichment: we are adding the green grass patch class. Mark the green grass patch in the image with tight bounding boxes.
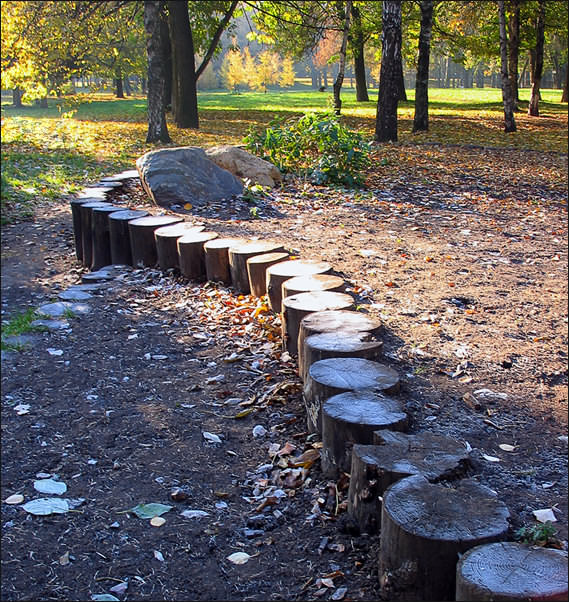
[1,307,46,351]
[1,86,566,224]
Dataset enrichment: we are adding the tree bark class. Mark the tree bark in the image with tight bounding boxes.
[144,0,171,142]
[123,76,132,96]
[412,0,433,132]
[12,87,23,107]
[498,1,517,132]
[528,0,545,116]
[375,1,402,142]
[352,5,369,102]
[396,52,407,101]
[115,68,124,98]
[332,0,352,115]
[507,0,520,109]
[562,65,568,102]
[168,0,198,128]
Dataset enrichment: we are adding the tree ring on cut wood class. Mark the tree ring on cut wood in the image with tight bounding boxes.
[128,215,184,268]
[456,542,568,601]
[177,231,219,281]
[321,390,407,479]
[155,222,205,271]
[348,430,471,535]
[203,237,246,284]
[108,209,149,266]
[301,330,383,383]
[298,310,382,378]
[379,475,510,601]
[228,241,286,294]
[247,252,290,297]
[304,357,400,434]
[282,291,354,356]
[282,273,345,298]
[266,260,331,313]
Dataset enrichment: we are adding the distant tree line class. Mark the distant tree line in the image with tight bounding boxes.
[2,1,567,143]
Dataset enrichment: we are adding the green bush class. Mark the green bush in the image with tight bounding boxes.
[243,111,371,187]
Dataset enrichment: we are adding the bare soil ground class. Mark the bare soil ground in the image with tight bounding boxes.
[1,143,567,601]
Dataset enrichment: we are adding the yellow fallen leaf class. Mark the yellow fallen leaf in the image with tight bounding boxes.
[184,203,192,210]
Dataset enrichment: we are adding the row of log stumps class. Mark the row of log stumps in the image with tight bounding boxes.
[70,174,567,602]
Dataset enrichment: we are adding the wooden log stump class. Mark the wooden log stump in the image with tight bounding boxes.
[247,252,290,297]
[128,215,183,268]
[282,273,345,299]
[229,241,286,294]
[456,542,568,601]
[304,357,400,434]
[155,222,205,271]
[321,391,408,479]
[108,209,149,266]
[266,260,332,313]
[348,431,471,534]
[79,201,113,268]
[70,197,100,261]
[91,205,126,270]
[282,291,354,356]
[203,237,246,284]
[301,330,383,383]
[379,475,510,601]
[178,231,219,281]
[298,310,382,380]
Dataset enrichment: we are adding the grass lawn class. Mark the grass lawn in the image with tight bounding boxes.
[1,86,567,223]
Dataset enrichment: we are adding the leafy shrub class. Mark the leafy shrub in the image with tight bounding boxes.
[243,111,371,187]
[515,522,558,546]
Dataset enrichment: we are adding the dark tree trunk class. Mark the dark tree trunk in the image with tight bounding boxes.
[332,0,352,115]
[160,2,172,109]
[396,53,407,100]
[498,1,517,132]
[12,87,23,107]
[310,59,319,89]
[144,0,171,143]
[352,5,369,102]
[123,76,132,96]
[562,65,568,102]
[528,0,545,116]
[115,66,124,98]
[412,0,433,132]
[168,0,199,128]
[375,0,402,142]
[507,0,520,109]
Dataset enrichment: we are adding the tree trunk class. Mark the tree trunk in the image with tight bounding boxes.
[507,0,520,109]
[115,67,124,98]
[528,0,545,116]
[562,65,568,102]
[333,0,352,115]
[123,76,132,96]
[352,5,369,102]
[375,0,402,142]
[498,1,517,132]
[168,0,199,128]
[412,0,433,132]
[144,0,171,143]
[396,53,407,101]
[12,87,23,107]
[159,2,172,110]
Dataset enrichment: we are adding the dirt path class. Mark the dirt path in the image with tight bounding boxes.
[1,144,567,601]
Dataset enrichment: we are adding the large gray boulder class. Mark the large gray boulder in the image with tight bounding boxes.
[136,147,243,208]
[205,145,282,188]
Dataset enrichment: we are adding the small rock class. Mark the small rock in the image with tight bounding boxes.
[170,488,189,502]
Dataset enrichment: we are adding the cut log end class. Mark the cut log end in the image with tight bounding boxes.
[379,475,510,601]
[247,252,290,297]
[281,291,354,356]
[204,237,246,284]
[456,542,568,601]
[229,241,286,294]
[321,391,408,479]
